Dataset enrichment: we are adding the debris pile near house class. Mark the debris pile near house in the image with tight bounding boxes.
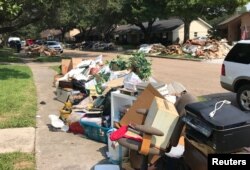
[138,38,232,59]
[164,44,183,55]
[79,41,116,51]
[23,45,59,56]
[182,38,232,59]
[139,44,183,55]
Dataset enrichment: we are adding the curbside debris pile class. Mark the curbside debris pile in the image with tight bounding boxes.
[138,38,232,59]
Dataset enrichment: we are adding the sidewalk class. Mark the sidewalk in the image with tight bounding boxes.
[28,62,108,170]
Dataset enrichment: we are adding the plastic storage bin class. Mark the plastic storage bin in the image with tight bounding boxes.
[80,121,109,144]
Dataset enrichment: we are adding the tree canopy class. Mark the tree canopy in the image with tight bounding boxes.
[0,0,248,42]
[0,0,56,34]
[120,0,168,42]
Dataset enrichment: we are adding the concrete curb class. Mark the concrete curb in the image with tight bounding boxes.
[0,127,35,153]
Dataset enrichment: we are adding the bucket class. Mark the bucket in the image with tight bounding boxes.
[107,129,128,164]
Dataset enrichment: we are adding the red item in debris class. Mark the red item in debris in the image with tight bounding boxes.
[69,122,84,134]
[110,126,128,141]
[110,125,142,142]
[26,39,35,46]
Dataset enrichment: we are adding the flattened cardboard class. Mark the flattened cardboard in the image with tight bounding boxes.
[102,77,124,95]
[119,84,164,126]
[61,59,71,75]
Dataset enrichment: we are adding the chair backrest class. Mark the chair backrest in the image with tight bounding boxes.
[169,92,197,148]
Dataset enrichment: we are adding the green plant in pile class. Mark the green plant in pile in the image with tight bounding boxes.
[0,152,35,170]
[107,55,130,71]
[129,52,152,80]
[0,65,37,128]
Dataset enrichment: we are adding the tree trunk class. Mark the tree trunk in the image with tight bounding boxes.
[183,19,192,43]
[136,19,155,43]
[60,28,67,42]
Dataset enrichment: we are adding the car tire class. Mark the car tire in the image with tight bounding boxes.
[236,84,250,111]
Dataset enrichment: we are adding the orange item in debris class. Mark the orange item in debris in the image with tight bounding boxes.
[90,67,99,75]
[61,59,71,75]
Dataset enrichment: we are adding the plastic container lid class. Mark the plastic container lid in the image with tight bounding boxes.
[94,164,120,170]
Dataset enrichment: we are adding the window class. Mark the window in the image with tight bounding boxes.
[194,32,198,37]
[225,44,250,64]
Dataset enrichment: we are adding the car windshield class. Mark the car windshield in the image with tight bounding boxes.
[47,41,59,45]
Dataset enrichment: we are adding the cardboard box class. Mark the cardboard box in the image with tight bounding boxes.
[119,84,164,126]
[144,97,179,149]
[61,59,72,75]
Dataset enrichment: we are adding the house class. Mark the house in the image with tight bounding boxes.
[65,29,80,42]
[218,12,250,43]
[114,18,212,45]
[40,29,62,41]
[74,27,103,43]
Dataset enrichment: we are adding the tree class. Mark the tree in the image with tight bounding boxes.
[120,0,168,43]
[40,0,122,42]
[0,0,56,34]
[167,0,248,42]
[78,0,123,41]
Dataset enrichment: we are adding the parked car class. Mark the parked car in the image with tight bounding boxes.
[220,40,250,111]
[8,37,21,47]
[45,41,63,53]
[34,39,45,45]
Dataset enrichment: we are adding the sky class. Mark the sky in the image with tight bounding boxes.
[246,2,250,11]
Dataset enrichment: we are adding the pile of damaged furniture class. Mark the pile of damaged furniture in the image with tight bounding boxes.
[51,55,250,170]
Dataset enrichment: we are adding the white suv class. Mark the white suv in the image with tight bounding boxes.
[220,40,250,111]
[46,41,63,53]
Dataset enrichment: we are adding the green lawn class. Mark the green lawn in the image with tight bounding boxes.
[0,65,37,128]
[0,48,37,169]
[0,48,23,63]
[34,55,70,62]
[0,152,35,170]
